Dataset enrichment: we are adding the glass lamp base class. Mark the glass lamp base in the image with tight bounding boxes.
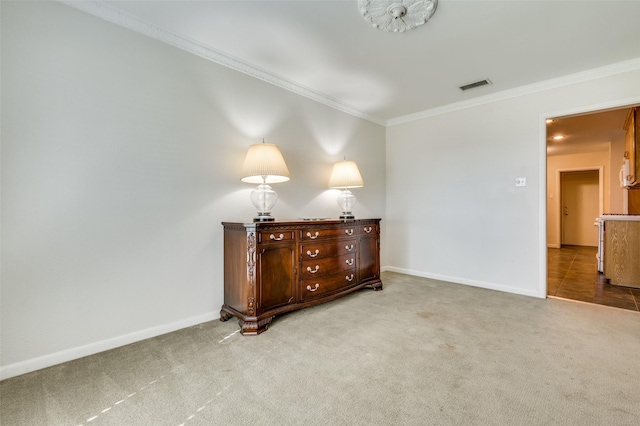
[254,213,275,222]
[251,183,278,222]
[336,189,357,220]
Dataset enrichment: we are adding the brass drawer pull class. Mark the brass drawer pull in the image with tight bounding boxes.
[270,233,284,241]
[306,249,320,258]
[345,274,354,282]
[307,265,320,274]
[307,283,320,292]
[364,226,372,233]
[345,229,354,236]
[345,244,354,252]
[346,258,354,266]
[307,231,320,239]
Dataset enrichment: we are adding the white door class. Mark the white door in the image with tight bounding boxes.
[561,171,599,246]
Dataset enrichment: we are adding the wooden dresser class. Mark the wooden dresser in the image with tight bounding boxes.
[220,219,382,334]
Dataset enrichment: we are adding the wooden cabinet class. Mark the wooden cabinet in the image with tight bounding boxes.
[220,219,382,334]
[623,107,640,213]
[629,190,640,215]
[256,241,295,311]
[623,107,640,187]
[603,219,640,289]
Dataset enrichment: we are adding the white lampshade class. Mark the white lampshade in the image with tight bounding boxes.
[328,159,364,219]
[328,160,364,189]
[241,142,290,184]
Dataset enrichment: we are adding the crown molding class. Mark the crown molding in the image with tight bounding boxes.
[60,1,387,127]
[388,57,640,126]
[59,1,640,129]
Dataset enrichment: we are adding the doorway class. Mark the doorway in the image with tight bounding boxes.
[544,104,640,311]
[560,170,599,247]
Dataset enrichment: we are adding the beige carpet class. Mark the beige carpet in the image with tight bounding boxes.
[2,271,639,425]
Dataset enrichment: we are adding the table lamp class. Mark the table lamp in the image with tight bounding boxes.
[241,140,290,222]
[328,159,364,219]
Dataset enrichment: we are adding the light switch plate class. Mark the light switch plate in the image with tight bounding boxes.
[515,177,526,187]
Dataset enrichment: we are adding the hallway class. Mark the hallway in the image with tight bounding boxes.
[547,245,640,311]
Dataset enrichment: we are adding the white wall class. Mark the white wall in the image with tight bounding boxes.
[0,2,385,379]
[385,70,640,298]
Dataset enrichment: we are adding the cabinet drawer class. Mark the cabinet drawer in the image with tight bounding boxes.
[300,226,357,241]
[258,231,295,243]
[300,271,357,301]
[300,253,356,279]
[358,224,378,235]
[301,239,356,261]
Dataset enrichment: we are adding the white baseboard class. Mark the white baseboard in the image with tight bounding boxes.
[382,266,542,299]
[0,311,219,381]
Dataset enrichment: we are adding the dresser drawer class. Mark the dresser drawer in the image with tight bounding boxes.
[301,239,356,261]
[358,224,378,235]
[300,271,357,301]
[300,253,356,279]
[299,226,357,241]
[258,231,295,243]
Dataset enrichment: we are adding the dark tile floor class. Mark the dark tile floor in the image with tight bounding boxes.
[548,245,640,312]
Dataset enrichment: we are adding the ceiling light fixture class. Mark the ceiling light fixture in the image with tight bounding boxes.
[359,0,438,33]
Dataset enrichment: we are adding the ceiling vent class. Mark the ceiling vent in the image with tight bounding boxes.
[459,79,492,91]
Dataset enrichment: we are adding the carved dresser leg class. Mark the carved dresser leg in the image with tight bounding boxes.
[220,309,233,322]
[239,316,274,335]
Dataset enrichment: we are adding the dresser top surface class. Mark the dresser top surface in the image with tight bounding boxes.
[222,218,381,228]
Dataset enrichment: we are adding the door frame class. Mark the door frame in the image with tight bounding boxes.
[555,167,603,248]
[539,95,640,299]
